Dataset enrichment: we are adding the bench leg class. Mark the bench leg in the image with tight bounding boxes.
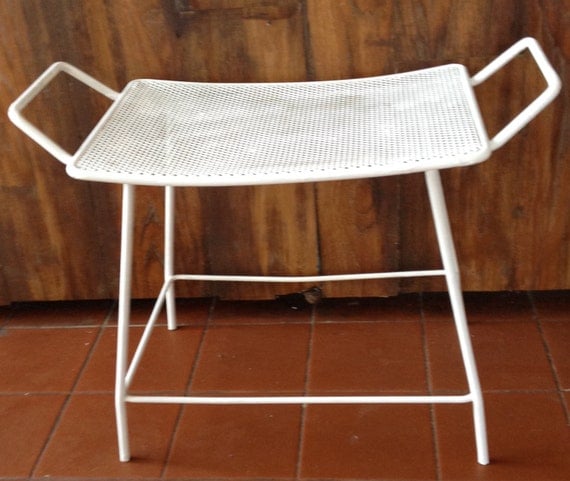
[165,186,177,331]
[115,183,136,462]
[425,170,490,465]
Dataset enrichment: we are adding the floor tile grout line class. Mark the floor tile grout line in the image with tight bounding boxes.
[204,319,311,328]
[204,318,421,328]
[2,387,560,397]
[527,291,570,425]
[437,388,560,394]
[5,323,110,330]
[103,299,117,327]
[484,388,562,394]
[419,292,443,481]
[294,302,317,480]
[160,296,216,478]
[28,302,115,478]
[185,296,216,396]
[159,404,184,478]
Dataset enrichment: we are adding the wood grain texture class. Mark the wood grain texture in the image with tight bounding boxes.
[306,0,399,297]
[0,0,569,304]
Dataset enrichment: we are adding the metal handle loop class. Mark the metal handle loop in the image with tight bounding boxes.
[8,62,119,165]
[471,37,561,151]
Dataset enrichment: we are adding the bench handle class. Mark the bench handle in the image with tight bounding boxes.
[8,62,119,165]
[471,37,562,151]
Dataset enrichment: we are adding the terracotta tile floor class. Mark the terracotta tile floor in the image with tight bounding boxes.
[1,291,570,480]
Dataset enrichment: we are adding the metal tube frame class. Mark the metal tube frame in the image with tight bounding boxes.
[115,184,135,463]
[114,171,489,465]
[424,170,489,465]
[9,38,562,470]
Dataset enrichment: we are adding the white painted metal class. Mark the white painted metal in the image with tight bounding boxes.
[471,37,562,150]
[7,38,562,468]
[7,62,118,166]
[124,279,171,388]
[424,170,489,465]
[116,173,490,466]
[126,267,447,387]
[63,63,491,186]
[167,270,446,283]
[126,394,473,405]
[164,186,177,331]
[115,184,136,463]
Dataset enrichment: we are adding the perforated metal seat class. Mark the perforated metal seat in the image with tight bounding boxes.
[71,64,489,186]
[8,38,561,468]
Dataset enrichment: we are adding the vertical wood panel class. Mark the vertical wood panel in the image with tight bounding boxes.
[538,0,570,289]
[194,184,319,299]
[395,0,570,292]
[0,1,121,301]
[169,0,317,300]
[306,0,399,297]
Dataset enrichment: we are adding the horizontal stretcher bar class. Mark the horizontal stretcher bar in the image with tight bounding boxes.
[125,394,473,405]
[124,267,449,387]
[168,269,446,284]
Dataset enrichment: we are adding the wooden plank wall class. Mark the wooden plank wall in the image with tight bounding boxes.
[0,0,568,304]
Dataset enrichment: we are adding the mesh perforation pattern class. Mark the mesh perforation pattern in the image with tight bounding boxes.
[70,64,490,186]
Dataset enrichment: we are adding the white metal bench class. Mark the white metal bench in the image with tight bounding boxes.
[8,37,561,465]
